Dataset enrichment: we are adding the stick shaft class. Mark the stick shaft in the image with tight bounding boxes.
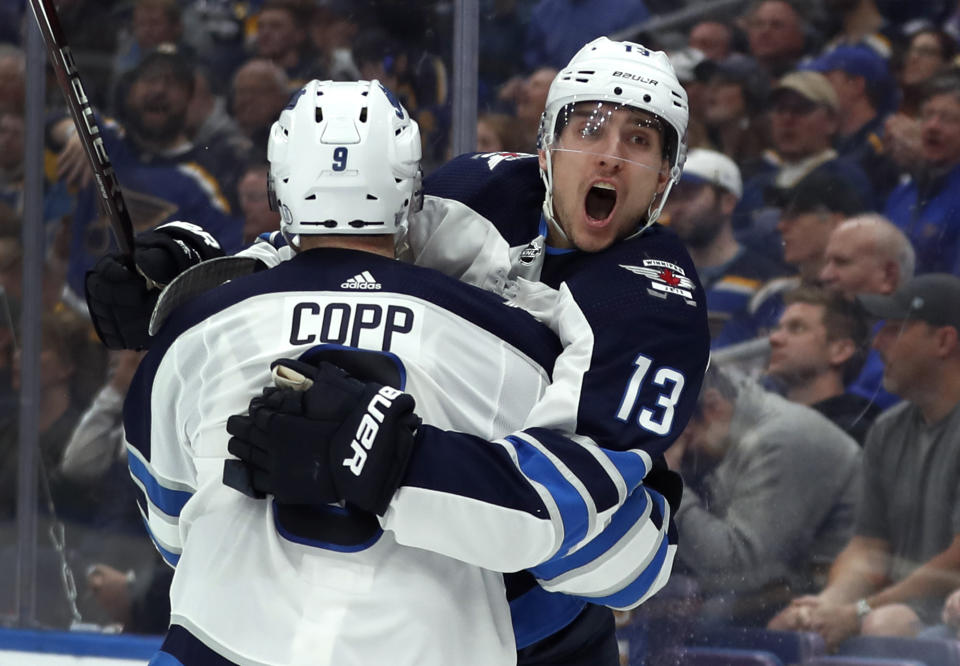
[27,0,136,257]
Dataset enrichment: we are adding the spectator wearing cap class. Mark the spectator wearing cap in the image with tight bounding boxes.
[734,70,875,233]
[716,169,867,347]
[696,54,772,178]
[884,71,960,274]
[820,214,915,411]
[769,273,960,650]
[662,148,787,346]
[54,45,241,302]
[807,45,901,200]
[766,286,880,444]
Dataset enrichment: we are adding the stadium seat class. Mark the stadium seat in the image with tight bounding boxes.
[683,624,826,664]
[657,646,784,665]
[835,635,960,666]
[805,657,925,666]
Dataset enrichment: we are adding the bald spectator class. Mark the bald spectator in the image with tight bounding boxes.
[820,214,915,300]
[689,20,735,62]
[768,274,960,649]
[885,71,960,274]
[662,149,786,345]
[807,45,901,199]
[229,59,291,150]
[820,215,914,410]
[767,286,880,443]
[744,0,810,78]
[252,0,319,86]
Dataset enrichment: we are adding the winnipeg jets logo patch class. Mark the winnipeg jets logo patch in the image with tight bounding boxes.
[474,152,533,170]
[621,260,697,306]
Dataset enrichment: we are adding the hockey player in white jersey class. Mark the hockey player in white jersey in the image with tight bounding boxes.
[225,39,711,664]
[124,80,678,665]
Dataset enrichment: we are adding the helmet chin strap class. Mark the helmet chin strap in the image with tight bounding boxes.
[539,145,570,245]
[539,146,679,244]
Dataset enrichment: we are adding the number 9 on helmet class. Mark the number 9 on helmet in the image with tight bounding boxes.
[267,80,423,246]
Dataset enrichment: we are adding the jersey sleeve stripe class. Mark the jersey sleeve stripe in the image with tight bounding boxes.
[505,434,591,554]
[530,485,653,580]
[140,516,182,568]
[126,449,193,518]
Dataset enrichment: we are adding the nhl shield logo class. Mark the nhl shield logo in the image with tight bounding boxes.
[621,260,697,306]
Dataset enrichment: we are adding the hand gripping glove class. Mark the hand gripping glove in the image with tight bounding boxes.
[84,222,224,350]
[85,254,159,350]
[643,456,683,515]
[224,359,421,515]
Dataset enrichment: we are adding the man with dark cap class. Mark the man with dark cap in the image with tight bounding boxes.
[807,44,901,199]
[715,169,866,347]
[769,273,960,648]
[54,44,240,304]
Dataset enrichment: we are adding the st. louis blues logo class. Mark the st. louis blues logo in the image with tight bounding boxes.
[621,260,697,306]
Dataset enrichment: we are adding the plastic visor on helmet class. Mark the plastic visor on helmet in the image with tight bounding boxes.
[267,79,422,245]
[537,37,689,231]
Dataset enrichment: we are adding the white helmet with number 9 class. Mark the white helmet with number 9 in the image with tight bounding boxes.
[267,79,422,245]
[538,37,689,231]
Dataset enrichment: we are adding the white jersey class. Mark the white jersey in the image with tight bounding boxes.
[125,249,659,665]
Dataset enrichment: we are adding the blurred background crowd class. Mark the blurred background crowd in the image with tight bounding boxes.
[3,0,960,663]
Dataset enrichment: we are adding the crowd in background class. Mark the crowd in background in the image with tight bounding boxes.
[1,0,960,661]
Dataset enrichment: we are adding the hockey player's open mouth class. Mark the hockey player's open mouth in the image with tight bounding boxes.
[585,183,617,224]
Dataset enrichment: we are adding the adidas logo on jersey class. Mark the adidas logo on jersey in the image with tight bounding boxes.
[341,271,381,290]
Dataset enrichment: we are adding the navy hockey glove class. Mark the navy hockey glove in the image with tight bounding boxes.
[643,457,683,515]
[225,359,420,515]
[84,222,224,350]
[134,221,224,287]
[85,254,159,351]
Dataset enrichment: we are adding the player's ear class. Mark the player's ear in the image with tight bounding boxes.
[656,158,670,194]
[538,149,547,170]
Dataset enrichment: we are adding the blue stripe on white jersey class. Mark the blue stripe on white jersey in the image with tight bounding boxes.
[127,449,193,518]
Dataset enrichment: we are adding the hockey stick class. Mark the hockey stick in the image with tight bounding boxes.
[28,0,136,258]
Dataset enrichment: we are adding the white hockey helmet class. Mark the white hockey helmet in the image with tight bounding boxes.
[538,37,689,230]
[267,79,422,244]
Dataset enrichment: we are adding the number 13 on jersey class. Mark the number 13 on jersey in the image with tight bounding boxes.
[616,353,685,435]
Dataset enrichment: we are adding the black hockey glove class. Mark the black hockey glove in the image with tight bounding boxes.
[85,254,159,351]
[225,359,421,515]
[134,221,224,286]
[643,456,683,516]
[84,222,224,350]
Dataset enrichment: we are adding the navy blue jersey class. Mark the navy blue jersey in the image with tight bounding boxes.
[415,152,711,655]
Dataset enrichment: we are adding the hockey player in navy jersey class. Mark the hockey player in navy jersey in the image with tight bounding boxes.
[87,38,709,665]
[123,79,682,665]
